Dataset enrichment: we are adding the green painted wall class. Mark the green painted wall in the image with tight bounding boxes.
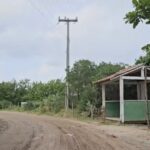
[124,101,150,122]
[106,101,120,118]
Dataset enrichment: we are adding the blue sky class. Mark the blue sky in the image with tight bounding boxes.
[0,0,149,82]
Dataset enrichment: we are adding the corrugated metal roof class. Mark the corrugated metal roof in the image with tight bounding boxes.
[94,64,144,84]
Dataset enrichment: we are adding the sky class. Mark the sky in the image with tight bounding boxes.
[0,0,149,82]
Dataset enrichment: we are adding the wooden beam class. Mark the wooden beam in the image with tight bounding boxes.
[125,81,139,85]
[122,76,150,80]
[111,66,143,81]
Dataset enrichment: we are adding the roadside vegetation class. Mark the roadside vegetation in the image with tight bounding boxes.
[0,60,125,118]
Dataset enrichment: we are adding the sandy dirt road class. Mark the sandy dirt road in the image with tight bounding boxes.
[0,112,150,150]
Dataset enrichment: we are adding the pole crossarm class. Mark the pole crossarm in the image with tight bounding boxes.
[58,17,78,23]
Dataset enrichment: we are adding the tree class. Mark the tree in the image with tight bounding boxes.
[94,62,125,80]
[46,80,65,97]
[135,44,150,64]
[80,86,97,119]
[69,60,125,114]
[27,80,65,113]
[0,81,16,104]
[125,0,150,64]
[15,79,31,103]
[125,0,150,28]
[69,60,96,103]
[27,82,47,101]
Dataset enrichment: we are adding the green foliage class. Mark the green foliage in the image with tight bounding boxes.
[125,0,150,64]
[79,86,97,111]
[21,102,33,111]
[27,80,65,102]
[39,95,64,113]
[94,62,125,80]
[125,0,150,28]
[46,80,65,96]
[69,60,125,116]
[0,81,16,104]
[69,60,97,104]
[0,79,65,111]
[15,79,31,104]
[0,100,12,109]
[136,44,150,65]
[27,82,47,101]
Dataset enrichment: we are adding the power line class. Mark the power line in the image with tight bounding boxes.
[27,0,45,17]
[27,0,60,30]
[58,17,78,111]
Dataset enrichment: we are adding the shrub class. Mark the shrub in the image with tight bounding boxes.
[39,95,64,113]
[21,101,40,111]
[0,100,12,109]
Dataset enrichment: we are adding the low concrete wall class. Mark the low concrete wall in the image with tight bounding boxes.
[124,100,150,122]
[106,101,120,118]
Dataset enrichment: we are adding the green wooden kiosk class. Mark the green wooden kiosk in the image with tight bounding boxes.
[95,64,150,123]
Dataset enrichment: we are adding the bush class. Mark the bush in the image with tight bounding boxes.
[39,95,64,113]
[0,100,12,109]
[21,101,40,111]
[39,99,51,113]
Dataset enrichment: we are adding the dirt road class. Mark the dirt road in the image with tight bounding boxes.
[0,112,150,150]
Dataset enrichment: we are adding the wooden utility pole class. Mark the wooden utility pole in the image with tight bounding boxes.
[58,17,78,111]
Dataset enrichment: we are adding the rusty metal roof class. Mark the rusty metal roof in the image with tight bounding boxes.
[94,64,144,84]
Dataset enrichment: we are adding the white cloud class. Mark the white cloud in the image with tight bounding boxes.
[0,0,28,18]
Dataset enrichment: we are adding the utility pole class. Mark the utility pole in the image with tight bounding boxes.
[58,17,78,111]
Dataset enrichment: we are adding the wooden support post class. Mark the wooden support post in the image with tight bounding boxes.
[102,84,106,120]
[120,77,124,123]
[102,84,106,108]
[141,66,145,77]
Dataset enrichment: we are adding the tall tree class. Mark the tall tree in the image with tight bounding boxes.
[125,0,150,64]
[125,0,150,28]
[94,62,125,80]
[135,45,150,64]
[0,80,17,107]
[69,60,96,103]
